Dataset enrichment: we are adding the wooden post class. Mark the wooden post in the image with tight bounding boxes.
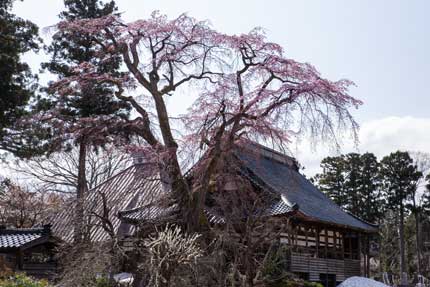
[348,236,352,259]
[333,230,337,259]
[305,226,309,248]
[341,232,345,260]
[324,228,328,258]
[357,232,363,277]
[357,232,361,260]
[17,249,23,270]
[316,226,320,258]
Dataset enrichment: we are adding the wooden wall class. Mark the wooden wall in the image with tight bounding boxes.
[290,252,361,282]
[279,220,364,284]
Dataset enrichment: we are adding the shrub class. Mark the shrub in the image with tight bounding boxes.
[0,274,50,287]
[266,279,324,287]
[262,244,291,283]
[95,277,115,287]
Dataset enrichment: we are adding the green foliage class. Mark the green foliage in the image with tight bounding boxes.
[404,214,418,275]
[42,0,130,133]
[0,0,44,157]
[262,244,291,284]
[95,277,114,287]
[0,274,50,287]
[379,210,400,273]
[379,211,421,275]
[314,152,384,223]
[422,174,430,214]
[380,151,422,210]
[21,0,133,161]
[313,155,347,206]
[261,244,322,287]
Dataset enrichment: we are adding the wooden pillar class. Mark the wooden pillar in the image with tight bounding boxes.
[341,232,345,259]
[293,225,296,251]
[333,230,337,259]
[357,232,361,260]
[316,226,320,258]
[348,236,352,259]
[17,249,23,270]
[305,226,309,248]
[357,232,363,277]
[324,228,328,258]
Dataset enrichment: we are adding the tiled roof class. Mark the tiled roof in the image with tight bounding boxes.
[49,164,165,242]
[119,203,178,224]
[119,195,294,224]
[52,142,376,236]
[117,145,299,225]
[119,203,226,224]
[235,144,378,232]
[0,228,46,249]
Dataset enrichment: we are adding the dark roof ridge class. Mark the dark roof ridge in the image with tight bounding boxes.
[237,141,298,169]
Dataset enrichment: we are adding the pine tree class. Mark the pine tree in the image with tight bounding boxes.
[380,151,422,283]
[43,0,130,243]
[424,174,430,213]
[314,152,383,223]
[0,0,42,156]
[358,152,384,223]
[343,153,362,216]
[314,156,348,207]
[315,152,383,277]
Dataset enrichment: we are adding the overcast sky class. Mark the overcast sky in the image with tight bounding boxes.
[12,0,430,175]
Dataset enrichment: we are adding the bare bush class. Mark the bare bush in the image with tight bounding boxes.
[140,225,202,287]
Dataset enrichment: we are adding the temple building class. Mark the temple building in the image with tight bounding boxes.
[50,142,378,287]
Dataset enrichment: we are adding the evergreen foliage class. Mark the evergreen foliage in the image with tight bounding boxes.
[0,0,42,156]
[41,0,131,243]
[42,0,130,146]
[379,151,422,212]
[314,152,383,223]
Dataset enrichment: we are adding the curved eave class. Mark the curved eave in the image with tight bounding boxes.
[292,211,378,234]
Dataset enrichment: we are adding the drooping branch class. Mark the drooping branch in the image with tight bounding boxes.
[52,11,362,229]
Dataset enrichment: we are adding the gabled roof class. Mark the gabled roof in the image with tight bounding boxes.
[0,227,51,250]
[118,171,296,225]
[50,142,376,238]
[50,164,165,242]
[119,201,295,225]
[235,143,378,232]
[118,143,376,233]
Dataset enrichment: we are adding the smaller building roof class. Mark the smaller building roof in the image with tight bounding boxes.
[0,226,50,249]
